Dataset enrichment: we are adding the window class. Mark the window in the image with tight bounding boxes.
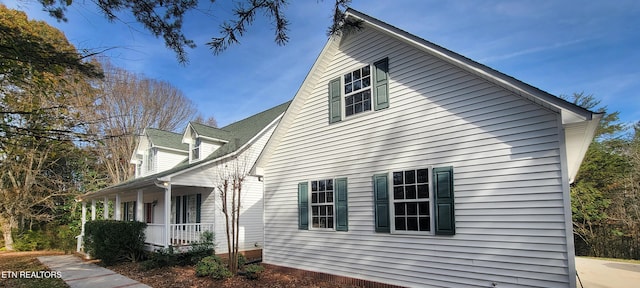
[171,194,202,224]
[123,201,136,221]
[373,166,455,235]
[344,66,372,117]
[145,203,154,223]
[298,178,348,231]
[392,169,430,232]
[146,148,155,172]
[311,179,334,229]
[328,58,389,123]
[192,138,201,160]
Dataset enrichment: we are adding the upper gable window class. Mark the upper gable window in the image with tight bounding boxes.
[344,66,372,117]
[192,138,201,160]
[146,148,155,172]
[328,58,389,123]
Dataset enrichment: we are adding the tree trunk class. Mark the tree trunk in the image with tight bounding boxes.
[0,216,15,251]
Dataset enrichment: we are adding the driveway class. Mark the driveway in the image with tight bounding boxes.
[576,257,640,288]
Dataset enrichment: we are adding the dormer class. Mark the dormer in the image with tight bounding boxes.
[182,122,230,164]
[130,128,188,178]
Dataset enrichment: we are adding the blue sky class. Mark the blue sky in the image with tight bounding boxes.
[4,0,639,129]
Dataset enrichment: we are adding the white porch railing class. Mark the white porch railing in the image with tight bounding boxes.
[145,224,166,246]
[169,223,215,246]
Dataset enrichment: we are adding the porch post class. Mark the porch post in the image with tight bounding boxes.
[77,201,86,252]
[103,197,109,219]
[115,194,121,220]
[91,199,96,221]
[136,190,144,222]
[164,183,171,248]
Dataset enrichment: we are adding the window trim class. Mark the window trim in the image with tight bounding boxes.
[192,138,201,161]
[388,167,435,235]
[342,64,373,119]
[308,179,336,231]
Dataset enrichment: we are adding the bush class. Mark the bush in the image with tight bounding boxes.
[243,264,264,280]
[84,220,146,265]
[195,255,232,279]
[13,230,49,251]
[141,231,215,270]
[237,253,247,269]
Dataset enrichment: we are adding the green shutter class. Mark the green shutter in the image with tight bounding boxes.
[298,182,309,230]
[328,77,342,123]
[175,196,181,224]
[182,196,187,224]
[434,166,455,235]
[196,194,202,223]
[335,178,349,231]
[373,57,389,110]
[123,202,128,221]
[133,201,136,221]
[373,174,390,233]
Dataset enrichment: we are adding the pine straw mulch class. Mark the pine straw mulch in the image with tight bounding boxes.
[108,261,363,288]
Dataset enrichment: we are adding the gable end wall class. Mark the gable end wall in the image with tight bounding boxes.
[263,26,570,288]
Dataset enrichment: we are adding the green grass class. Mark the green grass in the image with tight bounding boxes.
[582,256,640,264]
[0,251,69,288]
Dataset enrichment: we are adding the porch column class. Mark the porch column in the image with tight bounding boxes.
[136,190,144,222]
[91,199,96,221]
[103,197,109,219]
[115,194,121,220]
[164,183,171,248]
[77,201,86,253]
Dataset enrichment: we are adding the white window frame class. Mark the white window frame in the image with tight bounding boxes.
[342,64,373,118]
[146,148,155,173]
[389,167,435,235]
[309,179,336,231]
[192,138,201,161]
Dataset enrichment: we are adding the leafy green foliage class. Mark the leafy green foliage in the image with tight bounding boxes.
[140,231,215,270]
[195,255,232,279]
[243,264,265,280]
[84,220,147,265]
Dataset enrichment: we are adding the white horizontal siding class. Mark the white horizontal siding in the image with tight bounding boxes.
[155,149,187,173]
[263,25,570,287]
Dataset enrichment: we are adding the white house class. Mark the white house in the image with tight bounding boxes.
[253,9,600,288]
[77,101,290,255]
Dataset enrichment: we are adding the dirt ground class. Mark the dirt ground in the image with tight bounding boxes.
[576,257,640,288]
[108,261,362,288]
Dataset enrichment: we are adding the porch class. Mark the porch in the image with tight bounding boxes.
[76,181,215,252]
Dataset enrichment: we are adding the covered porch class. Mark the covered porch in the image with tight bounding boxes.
[76,178,215,252]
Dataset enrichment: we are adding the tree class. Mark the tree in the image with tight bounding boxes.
[192,115,218,128]
[86,59,200,184]
[34,0,356,63]
[0,5,101,250]
[215,154,249,274]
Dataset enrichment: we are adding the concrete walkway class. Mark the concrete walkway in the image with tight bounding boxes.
[38,255,151,288]
[576,257,640,288]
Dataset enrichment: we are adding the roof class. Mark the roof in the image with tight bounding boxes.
[80,101,291,199]
[189,122,231,142]
[146,128,188,151]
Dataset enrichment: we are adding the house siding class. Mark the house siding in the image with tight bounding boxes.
[155,149,188,173]
[262,25,570,288]
[169,121,277,253]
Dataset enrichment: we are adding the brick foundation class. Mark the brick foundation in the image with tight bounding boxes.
[262,264,405,288]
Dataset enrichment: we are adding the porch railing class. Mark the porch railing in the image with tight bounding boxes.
[144,223,214,247]
[170,223,214,246]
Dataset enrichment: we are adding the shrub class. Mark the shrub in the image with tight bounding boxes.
[141,231,216,270]
[195,255,232,279]
[243,264,264,280]
[237,253,247,269]
[84,220,146,265]
[13,230,49,251]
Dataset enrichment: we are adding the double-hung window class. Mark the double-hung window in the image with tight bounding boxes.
[192,138,201,160]
[344,66,372,117]
[146,148,155,172]
[374,166,455,235]
[311,179,334,229]
[392,169,431,232]
[329,58,389,123]
[298,178,349,231]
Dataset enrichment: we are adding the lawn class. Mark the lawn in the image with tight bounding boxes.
[0,251,68,288]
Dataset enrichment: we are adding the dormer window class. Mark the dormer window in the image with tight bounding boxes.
[147,148,155,172]
[192,138,201,160]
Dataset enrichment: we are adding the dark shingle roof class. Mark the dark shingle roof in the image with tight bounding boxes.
[80,101,290,198]
[146,128,188,151]
[189,122,232,141]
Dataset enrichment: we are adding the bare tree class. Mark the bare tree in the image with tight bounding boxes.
[87,60,200,184]
[192,115,218,128]
[215,154,249,274]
